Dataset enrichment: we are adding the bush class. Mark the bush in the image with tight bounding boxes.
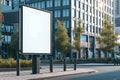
[0,58,32,68]
[20,60,32,67]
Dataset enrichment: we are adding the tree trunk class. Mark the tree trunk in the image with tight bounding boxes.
[79,50,81,59]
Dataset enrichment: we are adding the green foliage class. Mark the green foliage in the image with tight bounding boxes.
[0,58,32,68]
[73,20,83,52]
[20,59,32,67]
[55,20,71,56]
[96,15,119,55]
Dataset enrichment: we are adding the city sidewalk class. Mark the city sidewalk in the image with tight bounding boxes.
[0,67,97,80]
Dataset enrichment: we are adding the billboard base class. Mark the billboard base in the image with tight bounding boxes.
[32,55,40,74]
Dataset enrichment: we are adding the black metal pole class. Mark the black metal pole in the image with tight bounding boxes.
[63,57,66,71]
[74,53,76,70]
[50,55,53,72]
[16,52,20,76]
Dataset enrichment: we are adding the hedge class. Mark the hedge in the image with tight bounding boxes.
[0,58,32,68]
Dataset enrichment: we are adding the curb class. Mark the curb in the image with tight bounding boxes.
[28,69,97,80]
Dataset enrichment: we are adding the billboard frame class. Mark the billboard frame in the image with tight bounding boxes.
[19,5,52,55]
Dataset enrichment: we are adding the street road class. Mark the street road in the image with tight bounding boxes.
[46,70,120,80]
[40,63,120,80]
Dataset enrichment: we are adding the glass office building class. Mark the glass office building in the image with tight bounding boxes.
[115,0,120,34]
[11,0,114,59]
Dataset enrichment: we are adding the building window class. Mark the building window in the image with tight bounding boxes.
[82,3,85,10]
[99,28,101,34]
[90,7,92,13]
[35,3,38,8]
[74,9,76,17]
[86,24,88,31]
[93,8,95,14]
[64,20,69,28]
[6,0,9,6]
[90,16,92,23]
[74,0,76,6]
[83,23,85,30]
[63,9,69,17]
[93,17,95,23]
[54,10,61,18]
[86,15,88,21]
[90,0,92,4]
[96,27,98,33]
[99,11,101,17]
[96,10,98,16]
[93,26,95,33]
[37,1,45,9]
[79,2,80,8]
[83,13,85,20]
[79,11,80,18]
[46,0,52,8]
[96,18,98,25]
[82,35,88,42]
[99,19,101,25]
[54,21,58,29]
[54,0,61,7]
[63,0,69,6]
[41,1,45,9]
[86,5,88,12]
[31,3,34,7]
[90,25,92,32]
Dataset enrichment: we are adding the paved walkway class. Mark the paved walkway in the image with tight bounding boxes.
[0,68,97,80]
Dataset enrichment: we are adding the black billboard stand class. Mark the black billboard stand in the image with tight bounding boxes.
[16,51,20,76]
[32,55,40,74]
[74,52,77,70]
[50,55,53,72]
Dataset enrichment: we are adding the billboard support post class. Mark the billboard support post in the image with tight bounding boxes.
[32,55,40,74]
[50,55,53,72]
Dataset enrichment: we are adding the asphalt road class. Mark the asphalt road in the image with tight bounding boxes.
[40,64,120,80]
[45,70,120,80]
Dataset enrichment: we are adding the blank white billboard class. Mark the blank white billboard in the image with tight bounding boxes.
[20,6,51,54]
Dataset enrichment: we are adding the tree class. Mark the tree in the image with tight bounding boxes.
[73,20,83,59]
[96,15,119,58]
[55,20,70,57]
[55,20,70,71]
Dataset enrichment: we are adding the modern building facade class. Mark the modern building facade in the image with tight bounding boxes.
[0,0,17,58]
[3,0,114,59]
[115,0,120,34]
[114,0,120,55]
